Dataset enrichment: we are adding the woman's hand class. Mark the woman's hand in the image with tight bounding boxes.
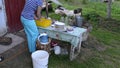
[34,15,39,20]
[36,6,42,20]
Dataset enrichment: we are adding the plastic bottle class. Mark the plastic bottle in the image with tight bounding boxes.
[65,16,69,26]
[60,16,65,23]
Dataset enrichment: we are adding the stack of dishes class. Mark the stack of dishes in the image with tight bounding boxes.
[54,21,66,31]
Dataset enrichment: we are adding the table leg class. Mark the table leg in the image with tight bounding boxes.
[70,40,82,61]
[70,45,75,61]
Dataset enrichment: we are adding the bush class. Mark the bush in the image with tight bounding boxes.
[84,12,100,21]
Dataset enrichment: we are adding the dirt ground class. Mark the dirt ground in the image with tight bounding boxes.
[0,50,33,68]
[0,30,33,68]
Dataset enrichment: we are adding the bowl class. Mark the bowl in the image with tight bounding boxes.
[35,18,52,28]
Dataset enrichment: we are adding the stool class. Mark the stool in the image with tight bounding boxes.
[36,38,51,53]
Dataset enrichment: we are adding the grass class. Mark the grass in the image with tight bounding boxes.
[91,28,120,45]
[47,0,120,68]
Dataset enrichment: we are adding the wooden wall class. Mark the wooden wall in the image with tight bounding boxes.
[4,0,25,32]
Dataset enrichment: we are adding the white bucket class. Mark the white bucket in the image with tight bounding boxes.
[54,46,61,55]
[31,50,49,68]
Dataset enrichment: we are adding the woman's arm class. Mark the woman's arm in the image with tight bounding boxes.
[35,6,42,20]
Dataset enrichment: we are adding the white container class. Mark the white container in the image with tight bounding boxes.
[31,50,49,68]
[54,46,61,55]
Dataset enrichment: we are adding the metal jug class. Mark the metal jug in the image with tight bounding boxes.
[75,15,83,27]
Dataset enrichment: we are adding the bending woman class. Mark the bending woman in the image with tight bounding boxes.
[21,0,43,53]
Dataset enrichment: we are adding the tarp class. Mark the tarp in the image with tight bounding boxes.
[50,0,62,5]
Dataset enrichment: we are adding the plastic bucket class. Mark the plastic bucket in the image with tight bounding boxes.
[31,50,49,68]
[54,46,61,55]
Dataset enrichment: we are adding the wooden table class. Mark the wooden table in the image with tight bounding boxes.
[38,26,87,61]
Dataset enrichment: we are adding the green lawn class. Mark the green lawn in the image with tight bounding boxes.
[47,0,120,68]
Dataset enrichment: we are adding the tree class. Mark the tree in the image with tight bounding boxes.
[107,0,112,19]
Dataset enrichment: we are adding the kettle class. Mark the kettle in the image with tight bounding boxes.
[38,33,48,44]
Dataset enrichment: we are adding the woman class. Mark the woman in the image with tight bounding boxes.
[21,0,43,53]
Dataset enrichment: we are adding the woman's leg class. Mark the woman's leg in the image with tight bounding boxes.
[21,16,39,53]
